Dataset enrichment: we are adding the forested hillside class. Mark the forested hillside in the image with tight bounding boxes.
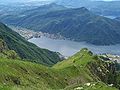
[0,23,61,66]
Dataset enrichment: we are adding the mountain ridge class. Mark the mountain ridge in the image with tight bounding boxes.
[56,0,120,17]
[0,22,61,66]
[3,7,120,45]
[0,47,119,90]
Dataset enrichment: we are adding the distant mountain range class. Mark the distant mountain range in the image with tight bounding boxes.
[0,22,61,66]
[1,0,120,17]
[21,3,67,16]
[1,5,120,45]
[115,17,120,21]
[0,1,56,17]
[56,0,120,17]
[0,3,66,24]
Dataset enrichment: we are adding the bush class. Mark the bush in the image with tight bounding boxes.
[3,50,20,59]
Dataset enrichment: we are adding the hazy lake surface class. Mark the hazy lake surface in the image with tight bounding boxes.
[104,16,116,19]
[29,37,120,57]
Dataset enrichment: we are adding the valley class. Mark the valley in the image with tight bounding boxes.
[29,37,120,57]
[0,0,120,90]
[0,40,119,90]
[9,25,120,59]
[2,6,120,46]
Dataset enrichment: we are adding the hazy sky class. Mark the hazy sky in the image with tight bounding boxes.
[93,0,120,1]
[1,0,120,2]
[0,0,54,3]
[0,0,54,2]
[1,0,120,3]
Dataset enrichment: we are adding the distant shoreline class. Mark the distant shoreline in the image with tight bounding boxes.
[8,25,120,47]
[8,25,67,40]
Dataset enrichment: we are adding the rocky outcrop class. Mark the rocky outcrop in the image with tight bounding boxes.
[88,56,120,89]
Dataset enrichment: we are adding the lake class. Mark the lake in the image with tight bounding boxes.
[104,16,116,19]
[29,36,120,57]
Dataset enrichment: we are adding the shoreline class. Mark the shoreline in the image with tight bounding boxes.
[8,25,66,40]
[8,25,120,46]
[8,25,120,58]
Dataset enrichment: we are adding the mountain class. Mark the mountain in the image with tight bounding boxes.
[53,48,120,89]
[0,22,61,66]
[115,17,120,21]
[3,7,120,45]
[56,0,91,8]
[0,47,119,90]
[0,3,38,15]
[56,0,120,17]
[21,3,67,16]
[0,3,66,26]
[0,2,62,23]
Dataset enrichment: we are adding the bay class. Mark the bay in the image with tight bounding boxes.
[29,36,120,57]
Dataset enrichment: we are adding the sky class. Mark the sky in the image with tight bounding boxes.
[96,0,120,1]
[93,0,120,1]
[0,0,54,2]
[0,0,54,3]
[1,0,120,2]
[1,0,120,3]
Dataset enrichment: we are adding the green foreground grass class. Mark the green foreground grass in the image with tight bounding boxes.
[0,48,118,90]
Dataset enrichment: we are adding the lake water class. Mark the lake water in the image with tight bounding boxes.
[29,36,120,57]
[104,16,116,19]
[100,15,116,19]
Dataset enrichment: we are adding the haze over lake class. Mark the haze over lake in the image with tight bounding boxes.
[29,36,120,57]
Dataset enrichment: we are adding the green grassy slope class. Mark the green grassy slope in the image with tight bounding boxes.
[53,48,120,89]
[0,58,117,90]
[0,58,66,90]
[0,47,118,90]
[0,23,61,66]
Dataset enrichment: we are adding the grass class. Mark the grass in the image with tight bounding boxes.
[0,58,66,90]
[0,23,61,66]
[53,48,94,69]
[0,48,118,90]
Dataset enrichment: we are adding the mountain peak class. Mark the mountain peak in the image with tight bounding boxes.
[79,7,89,11]
[71,7,89,13]
[48,3,59,6]
[40,3,66,9]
